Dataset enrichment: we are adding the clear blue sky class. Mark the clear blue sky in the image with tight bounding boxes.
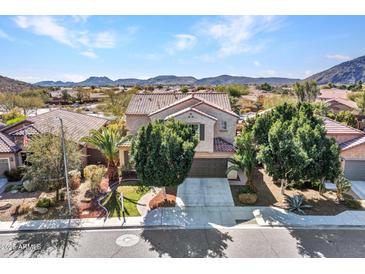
[0,15,365,83]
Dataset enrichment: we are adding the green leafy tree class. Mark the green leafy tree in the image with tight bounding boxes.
[81,127,128,182]
[131,119,198,200]
[1,108,26,125]
[258,82,273,92]
[255,103,342,194]
[227,129,257,191]
[327,111,357,128]
[293,81,319,102]
[24,132,82,200]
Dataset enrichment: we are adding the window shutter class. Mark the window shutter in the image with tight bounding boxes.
[199,124,205,141]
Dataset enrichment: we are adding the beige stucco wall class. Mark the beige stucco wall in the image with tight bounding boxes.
[341,143,365,160]
[327,133,363,144]
[171,110,216,152]
[126,115,151,134]
[195,103,237,143]
[119,147,130,167]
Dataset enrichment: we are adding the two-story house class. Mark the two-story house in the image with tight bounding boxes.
[119,92,239,178]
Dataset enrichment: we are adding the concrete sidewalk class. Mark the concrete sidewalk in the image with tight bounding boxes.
[1,206,365,232]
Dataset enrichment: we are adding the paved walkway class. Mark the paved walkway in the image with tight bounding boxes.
[2,206,365,232]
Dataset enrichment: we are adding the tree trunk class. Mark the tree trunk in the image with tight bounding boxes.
[162,187,167,202]
[107,161,119,183]
[280,180,287,195]
[55,188,59,202]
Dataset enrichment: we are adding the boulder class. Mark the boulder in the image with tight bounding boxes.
[238,193,258,204]
[33,207,48,214]
[23,180,36,192]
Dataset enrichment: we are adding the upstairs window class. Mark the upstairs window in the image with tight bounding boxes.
[220,121,227,130]
[199,124,205,141]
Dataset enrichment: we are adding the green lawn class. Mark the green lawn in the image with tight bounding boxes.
[101,185,150,217]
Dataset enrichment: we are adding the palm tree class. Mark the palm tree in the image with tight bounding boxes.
[226,130,257,191]
[81,127,129,182]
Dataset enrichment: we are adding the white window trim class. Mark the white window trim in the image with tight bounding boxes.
[0,158,11,170]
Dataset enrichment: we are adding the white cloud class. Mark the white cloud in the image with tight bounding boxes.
[0,28,13,41]
[81,50,98,59]
[198,16,283,57]
[92,31,116,48]
[13,16,117,58]
[14,16,73,46]
[253,60,261,67]
[167,34,196,54]
[326,54,351,62]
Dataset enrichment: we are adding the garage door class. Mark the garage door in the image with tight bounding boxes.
[0,158,10,177]
[188,158,228,178]
[344,160,365,181]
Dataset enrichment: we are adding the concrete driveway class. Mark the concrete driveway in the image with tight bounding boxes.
[176,178,234,207]
[351,181,365,200]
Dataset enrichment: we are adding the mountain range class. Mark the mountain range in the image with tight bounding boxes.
[2,54,365,91]
[35,75,300,87]
[0,75,35,92]
[306,55,365,84]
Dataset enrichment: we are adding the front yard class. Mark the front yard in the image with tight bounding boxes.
[101,184,150,217]
[230,168,364,215]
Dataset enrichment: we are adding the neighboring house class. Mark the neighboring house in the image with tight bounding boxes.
[318,88,350,101]
[120,92,239,178]
[324,98,359,113]
[0,132,22,177]
[324,117,365,180]
[0,109,109,175]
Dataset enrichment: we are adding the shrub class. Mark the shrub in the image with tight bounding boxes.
[17,203,31,215]
[335,175,351,201]
[36,198,52,208]
[83,165,107,194]
[239,185,255,194]
[285,195,313,214]
[4,183,23,192]
[68,169,81,190]
[4,167,25,182]
[342,199,362,210]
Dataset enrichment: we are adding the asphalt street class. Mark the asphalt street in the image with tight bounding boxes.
[1,226,365,258]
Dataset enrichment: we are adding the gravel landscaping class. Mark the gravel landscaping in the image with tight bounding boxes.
[231,168,364,215]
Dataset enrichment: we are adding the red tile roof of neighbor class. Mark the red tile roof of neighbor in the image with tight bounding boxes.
[126,92,233,115]
[0,132,20,153]
[214,137,235,153]
[324,117,365,135]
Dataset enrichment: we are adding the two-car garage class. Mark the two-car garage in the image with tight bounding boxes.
[343,160,365,181]
[188,158,228,178]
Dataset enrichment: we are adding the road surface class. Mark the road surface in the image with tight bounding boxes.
[1,226,365,258]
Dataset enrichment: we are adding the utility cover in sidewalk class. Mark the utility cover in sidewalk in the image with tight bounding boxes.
[116,234,140,247]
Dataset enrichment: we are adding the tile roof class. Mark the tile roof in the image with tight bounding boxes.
[126,92,232,115]
[319,88,349,100]
[214,137,235,153]
[8,125,40,136]
[324,117,365,135]
[325,98,359,110]
[164,107,218,121]
[0,132,20,153]
[15,109,109,143]
[340,135,365,151]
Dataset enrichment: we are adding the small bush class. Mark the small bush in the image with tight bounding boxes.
[36,198,52,208]
[83,165,107,194]
[342,199,362,210]
[68,169,81,190]
[4,183,24,192]
[239,185,255,194]
[4,167,25,182]
[17,204,31,215]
